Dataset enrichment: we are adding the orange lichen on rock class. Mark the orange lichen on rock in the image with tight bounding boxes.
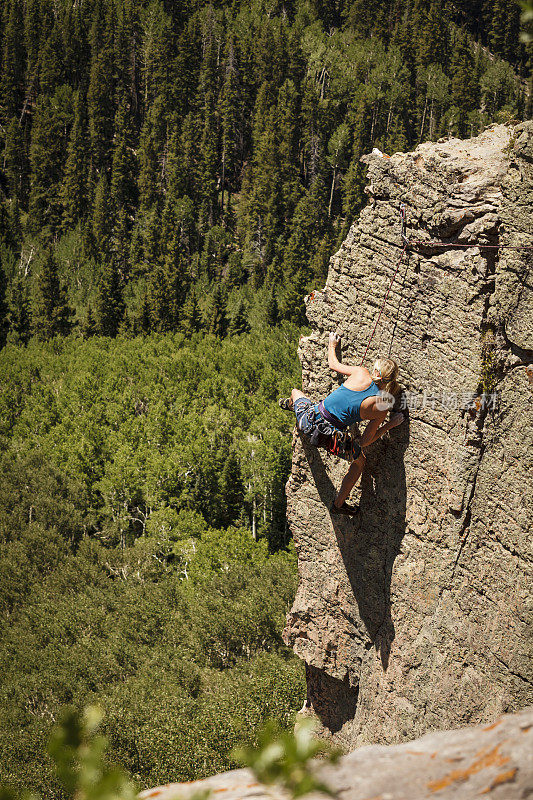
[427,745,511,793]
[480,768,518,794]
[483,720,502,732]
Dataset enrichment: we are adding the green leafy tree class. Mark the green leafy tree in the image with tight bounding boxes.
[234,717,340,799]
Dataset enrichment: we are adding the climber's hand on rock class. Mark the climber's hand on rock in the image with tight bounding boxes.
[329,331,341,346]
[389,412,404,429]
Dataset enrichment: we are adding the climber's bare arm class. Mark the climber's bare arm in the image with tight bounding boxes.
[360,412,404,448]
[328,332,355,376]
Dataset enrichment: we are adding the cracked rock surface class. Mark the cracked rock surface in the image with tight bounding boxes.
[282,123,533,747]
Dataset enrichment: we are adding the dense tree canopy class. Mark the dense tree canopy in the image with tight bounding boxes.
[0,0,529,335]
[0,328,304,795]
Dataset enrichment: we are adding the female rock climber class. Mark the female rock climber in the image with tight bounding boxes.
[279,332,404,517]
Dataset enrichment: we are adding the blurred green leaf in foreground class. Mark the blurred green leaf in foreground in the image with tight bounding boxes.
[1,706,137,800]
[233,718,341,798]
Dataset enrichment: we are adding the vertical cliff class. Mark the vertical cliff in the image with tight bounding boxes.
[282,122,533,748]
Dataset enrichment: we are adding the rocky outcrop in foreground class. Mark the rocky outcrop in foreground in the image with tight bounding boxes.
[140,707,533,800]
[283,123,533,746]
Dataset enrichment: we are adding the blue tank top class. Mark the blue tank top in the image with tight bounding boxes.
[322,381,379,426]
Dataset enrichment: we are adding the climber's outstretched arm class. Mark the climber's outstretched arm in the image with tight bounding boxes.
[327,332,355,376]
[360,412,404,448]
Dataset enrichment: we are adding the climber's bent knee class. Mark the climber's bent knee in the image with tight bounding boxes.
[293,395,315,433]
[291,388,306,402]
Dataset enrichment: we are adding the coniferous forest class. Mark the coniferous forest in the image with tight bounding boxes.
[0,0,531,796]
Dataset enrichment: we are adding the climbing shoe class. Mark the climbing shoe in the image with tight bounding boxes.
[330,500,360,517]
[278,397,293,411]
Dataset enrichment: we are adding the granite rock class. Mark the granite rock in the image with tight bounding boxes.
[282,124,533,747]
[139,707,533,800]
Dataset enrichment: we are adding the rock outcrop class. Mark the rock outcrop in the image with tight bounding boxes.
[140,707,533,800]
[282,123,533,747]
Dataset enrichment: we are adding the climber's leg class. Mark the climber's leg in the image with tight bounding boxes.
[278,388,306,411]
[291,388,306,405]
[333,452,366,508]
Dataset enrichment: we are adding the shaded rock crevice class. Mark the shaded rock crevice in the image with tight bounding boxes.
[283,123,533,748]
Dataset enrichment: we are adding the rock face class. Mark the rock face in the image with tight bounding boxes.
[139,707,533,800]
[282,123,533,747]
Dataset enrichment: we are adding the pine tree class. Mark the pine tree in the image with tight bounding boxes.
[92,175,113,255]
[139,292,153,334]
[144,206,162,269]
[23,0,45,74]
[9,197,22,252]
[276,79,302,221]
[110,94,137,213]
[112,207,130,279]
[449,29,477,135]
[137,125,159,212]
[62,92,88,229]
[228,300,250,335]
[326,123,350,217]
[417,0,447,69]
[179,112,201,201]
[265,285,279,326]
[149,268,172,332]
[240,83,281,273]
[0,0,25,121]
[39,21,65,94]
[181,288,203,335]
[8,271,32,345]
[140,0,173,107]
[280,268,308,325]
[95,261,125,337]
[198,90,219,231]
[219,35,242,210]
[87,2,115,173]
[0,256,9,349]
[219,451,245,527]
[28,97,65,233]
[206,285,228,337]
[164,232,187,326]
[33,250,73,340]
[4,116,27,203]
[489,0,507,57]
[82,304,98,338]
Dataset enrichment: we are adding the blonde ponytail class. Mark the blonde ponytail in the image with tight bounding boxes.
[373,357,401,397]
